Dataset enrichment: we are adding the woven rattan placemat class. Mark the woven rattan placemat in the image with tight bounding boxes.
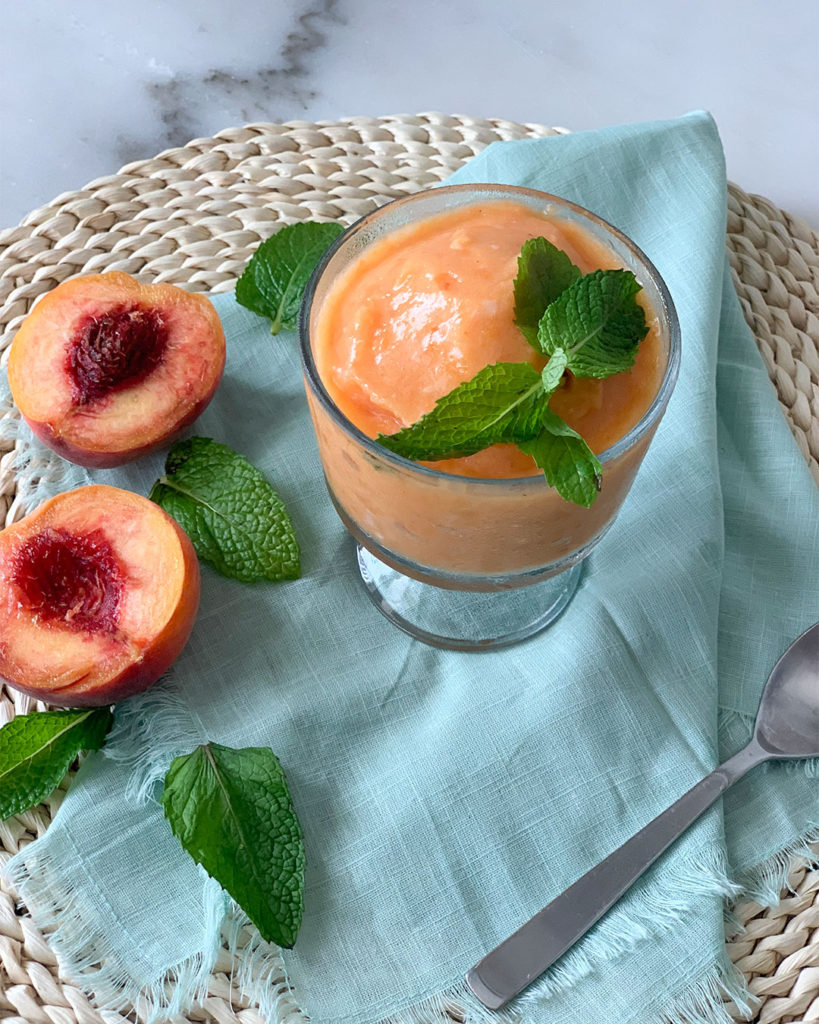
[0,114,817,1024]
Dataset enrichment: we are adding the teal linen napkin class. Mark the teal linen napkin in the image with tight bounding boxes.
[4,112,818,1024]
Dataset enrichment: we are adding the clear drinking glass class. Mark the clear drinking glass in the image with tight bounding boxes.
[300,185,680,650]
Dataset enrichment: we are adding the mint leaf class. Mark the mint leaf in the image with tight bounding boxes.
[162,742,305,948]
[236,221,345,334]
[541,348,568,395]
[537,269,648,378]
[520,410,603,507]
[149,437,300,583]
[514,237,581,347]
[377,362,548,461]
[0,709,113,820]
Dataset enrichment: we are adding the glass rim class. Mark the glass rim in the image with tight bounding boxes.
[299,182,681,488]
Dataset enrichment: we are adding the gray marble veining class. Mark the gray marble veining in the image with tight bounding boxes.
[0,0,817,227]
[114,0,344,166]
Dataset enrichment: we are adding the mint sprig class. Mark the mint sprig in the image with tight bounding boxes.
[378,350,602,506]
[236,221,344,335]
[514,237,581,347]
[376,237,650,506]
[162,742,306,948]
[0,709,113,820]
[149,437,300,583]
[538,268,647,378]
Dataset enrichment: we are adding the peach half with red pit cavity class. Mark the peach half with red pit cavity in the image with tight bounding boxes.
[0,485,200,707]
[8,272,226,468]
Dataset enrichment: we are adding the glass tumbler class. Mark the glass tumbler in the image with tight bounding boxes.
[300,185,680,650]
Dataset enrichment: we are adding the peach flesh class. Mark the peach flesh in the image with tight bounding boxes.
[0,485,200,707]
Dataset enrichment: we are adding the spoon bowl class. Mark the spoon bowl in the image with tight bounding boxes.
[754,622,819,757]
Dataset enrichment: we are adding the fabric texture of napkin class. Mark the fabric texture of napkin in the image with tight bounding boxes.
[3,112,818,1024]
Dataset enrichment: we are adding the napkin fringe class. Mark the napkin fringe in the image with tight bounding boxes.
[10,806,814,1024]
[102,683,209,801]
[718,709,819,910]
[29,686,758,1024]
[12,685,814,1024]
[0,838,776,1024]
[223,912,524,1024]
[373,984,521,1024]
[4,847,227,1022]
[221,851,746,1024]
[222,908,315,1024]
[514,846,741,1006]
[733,822,819,911]
[656,949,754,1024]
[0,381,92,514]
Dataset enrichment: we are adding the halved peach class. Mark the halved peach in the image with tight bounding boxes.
[0,485,200,706]
[8,272,226,468]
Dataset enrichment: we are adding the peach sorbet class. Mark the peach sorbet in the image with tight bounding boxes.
[314,201,663,479]
[305,196,670,581]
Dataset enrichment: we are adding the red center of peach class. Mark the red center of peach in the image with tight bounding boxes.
[11,527,123,633]
[68,305,168,405]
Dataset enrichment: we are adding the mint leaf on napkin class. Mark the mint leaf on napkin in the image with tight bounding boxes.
[377,362,549,461]
[149,437,300,583]
[161,742,306,949]
[514,237,581,347]
[520,409,603,507]
[538,268,648,378]
[236,221,345,334]
[0,708,113,820]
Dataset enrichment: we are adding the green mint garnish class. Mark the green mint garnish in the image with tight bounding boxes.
[537,268,648,378]
[162,742,306,948]
[519,410,603,508]
[514,237,581,347]
[149,437,300,583]
[0,708,113,820]
[376,237,651,506]
[236,221,345,335]
[540,346,568,394]
[377,362,549,461]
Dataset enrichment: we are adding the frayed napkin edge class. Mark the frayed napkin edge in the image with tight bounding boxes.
[5,770,818,1024]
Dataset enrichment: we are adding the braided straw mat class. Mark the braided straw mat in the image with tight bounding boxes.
[0,113,817,1024]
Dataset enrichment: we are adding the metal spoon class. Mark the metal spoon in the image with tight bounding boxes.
[466,622,819,1010]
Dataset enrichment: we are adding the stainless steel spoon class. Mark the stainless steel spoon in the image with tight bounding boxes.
[466,622,819,1010]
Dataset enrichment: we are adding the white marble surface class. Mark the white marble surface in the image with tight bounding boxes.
[1,0,817,228]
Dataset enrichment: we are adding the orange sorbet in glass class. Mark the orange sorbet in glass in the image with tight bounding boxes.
[302,187,676,584]
[314,200,663,480]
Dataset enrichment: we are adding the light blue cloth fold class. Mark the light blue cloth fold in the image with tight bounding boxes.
[5,112,818,1024]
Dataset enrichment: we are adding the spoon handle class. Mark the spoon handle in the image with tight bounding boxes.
[466,740,767,1010]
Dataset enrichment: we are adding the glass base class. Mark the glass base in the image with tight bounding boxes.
[356,545,583,651]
